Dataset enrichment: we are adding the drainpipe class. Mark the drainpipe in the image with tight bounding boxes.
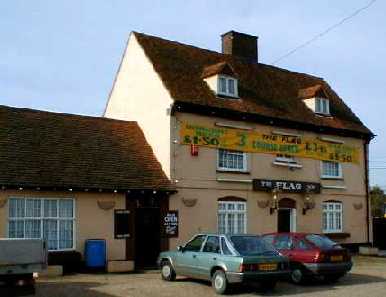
[364,139,371,245]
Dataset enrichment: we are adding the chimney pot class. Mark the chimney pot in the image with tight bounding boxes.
[221,31,258,63]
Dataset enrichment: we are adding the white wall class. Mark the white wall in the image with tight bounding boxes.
[104,33,173,177]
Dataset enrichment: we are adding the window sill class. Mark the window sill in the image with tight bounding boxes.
[321,176,344,180]
[217,169,250,175]
[216,94,240,100]
[324,232,351,239]
[273,161,303,169]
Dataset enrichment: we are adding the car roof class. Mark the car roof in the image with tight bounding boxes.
[262,232,323,238]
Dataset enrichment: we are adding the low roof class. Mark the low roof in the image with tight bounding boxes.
[0,105,173,191]
[134,32,372,138]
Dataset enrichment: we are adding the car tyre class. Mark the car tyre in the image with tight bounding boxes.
[212,270,228,295]
[161,260,176,281]
[290,267,306,284]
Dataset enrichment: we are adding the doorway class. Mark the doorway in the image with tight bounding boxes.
[135,207,161,269]
[278,198,297,232]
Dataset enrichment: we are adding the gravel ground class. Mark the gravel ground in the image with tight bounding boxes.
[2,256,386,297]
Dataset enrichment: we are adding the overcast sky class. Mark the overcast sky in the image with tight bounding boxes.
[1,0,385,188]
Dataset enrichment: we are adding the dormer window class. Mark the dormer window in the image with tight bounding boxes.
[315,98,330,115]
[218,75,238,97]
[202,62,239,99]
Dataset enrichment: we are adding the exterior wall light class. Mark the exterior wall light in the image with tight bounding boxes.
[270,189,279,215]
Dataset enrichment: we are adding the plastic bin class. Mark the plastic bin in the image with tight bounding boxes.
[84,239,106,268]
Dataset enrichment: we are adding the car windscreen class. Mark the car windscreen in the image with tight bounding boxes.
[230,236,278,256]
[305,234,341,249]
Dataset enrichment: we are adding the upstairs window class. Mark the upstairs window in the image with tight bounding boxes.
[217,75,238,98]
[321,161,342,179]
[217,149,247,172]
[315,98,330,115]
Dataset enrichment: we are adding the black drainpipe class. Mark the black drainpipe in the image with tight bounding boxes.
[364,139,371,245]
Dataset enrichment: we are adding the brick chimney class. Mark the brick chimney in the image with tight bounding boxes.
[221,31,258,63]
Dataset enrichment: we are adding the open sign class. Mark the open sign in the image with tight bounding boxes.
[162,211,179,237]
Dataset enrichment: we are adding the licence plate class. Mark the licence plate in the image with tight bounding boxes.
[330,255,343,262]
[258,263,277,271]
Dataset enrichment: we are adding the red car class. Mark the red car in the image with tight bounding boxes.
[262,233,352,284]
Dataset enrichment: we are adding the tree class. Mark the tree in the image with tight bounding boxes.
[370,186,386,217]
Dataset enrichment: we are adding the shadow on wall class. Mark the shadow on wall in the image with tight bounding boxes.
[0,282,115,297]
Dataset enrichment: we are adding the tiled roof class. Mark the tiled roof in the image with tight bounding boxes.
[0,105,173,191]
[134,32,372,137]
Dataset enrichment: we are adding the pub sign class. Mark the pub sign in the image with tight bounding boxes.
[253,179,321,194]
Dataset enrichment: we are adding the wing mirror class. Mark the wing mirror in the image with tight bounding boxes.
[177,245,184,252]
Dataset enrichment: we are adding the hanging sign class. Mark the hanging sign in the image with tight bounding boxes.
[253,179,321,193]
[179,122,360,164]
[162,211,179,238]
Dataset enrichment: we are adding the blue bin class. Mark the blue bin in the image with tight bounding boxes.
[85,239,106,268]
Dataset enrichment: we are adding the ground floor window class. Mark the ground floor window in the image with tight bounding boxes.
[218,201,246,234]
[8,198,75,250]
[322,201,342,233]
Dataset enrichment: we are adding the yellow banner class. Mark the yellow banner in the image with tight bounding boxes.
[179,122,360,164]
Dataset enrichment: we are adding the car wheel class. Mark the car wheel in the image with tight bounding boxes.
[261,280,277,291]
[291,268,305,284]
[212,270,228,295]
[161,260,176,281]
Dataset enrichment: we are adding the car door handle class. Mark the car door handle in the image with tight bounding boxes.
[213,257,217,260]
[192,255,197,258]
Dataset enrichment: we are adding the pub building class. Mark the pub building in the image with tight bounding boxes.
[105,30,374,252]
[0,106,175,271]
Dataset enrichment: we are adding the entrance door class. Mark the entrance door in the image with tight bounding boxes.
[278,208,296,232]
[135,207,160,269]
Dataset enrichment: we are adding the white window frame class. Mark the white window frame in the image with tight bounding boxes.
[8,197,76,251]
[321,161,343,179]
[322,202,343,233]
[315,98,330,115]
[217,75,239,98]
[218,201,247,234]
[217,149,248,172]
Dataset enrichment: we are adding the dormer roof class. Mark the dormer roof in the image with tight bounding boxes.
[298,84,329,100]
[201,62,237,79]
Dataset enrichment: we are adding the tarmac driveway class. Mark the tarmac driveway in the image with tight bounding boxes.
[2,256,386,297]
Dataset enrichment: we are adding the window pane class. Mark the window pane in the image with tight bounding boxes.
[237,213,245,234]
[59,200,74,218]
[9,220,24,238]
[203,236,220,253]
[219,77,227,93]
[25,219,41,238]
[59,220,73,249]
[227,213,235,234]
[218,149,246,171]
[316,99,322,113]
[218,213,226,234]
[26,199,41,218]
[9,198,25,218]
[184,235,206,252]
[44,200,58,217]
[43,219,58,250]
[322,161,340,177]
[228,79,235,94]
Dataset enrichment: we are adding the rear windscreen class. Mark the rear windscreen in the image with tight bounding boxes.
[305,234,340,249]
[230,236,277,256]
